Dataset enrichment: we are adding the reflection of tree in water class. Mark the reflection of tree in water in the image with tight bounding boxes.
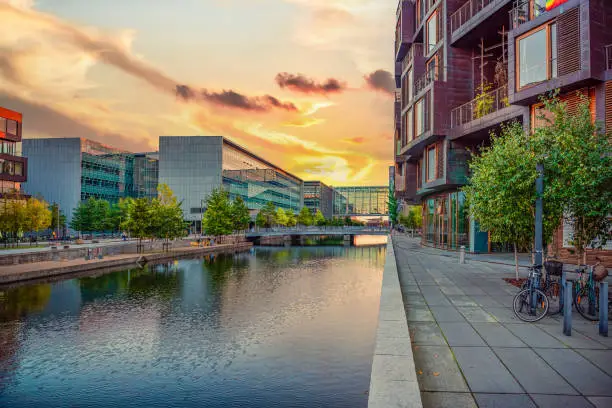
[0,284,52,321]
[203,253,250,290]
[127,264,181,300]
[79,271,130,302]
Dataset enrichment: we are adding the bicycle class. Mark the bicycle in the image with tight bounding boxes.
[573,265,612,321]
[520,261,562,316]
[513,264,549,322]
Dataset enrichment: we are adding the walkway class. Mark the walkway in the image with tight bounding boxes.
[394,235,612,408]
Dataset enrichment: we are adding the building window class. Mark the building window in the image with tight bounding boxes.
[402,113,409,146]
[414,94,429,138]
[426,145,437,181]
[407,69,413,103]
[426,10,438,53]
[416,0,423,26]
[517,22,557,90]
[407,108,413,142]
[6,120,17,136]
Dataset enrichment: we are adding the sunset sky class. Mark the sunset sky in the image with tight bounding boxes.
[0,0,396,186]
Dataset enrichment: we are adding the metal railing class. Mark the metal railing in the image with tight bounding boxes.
[249,226,389,234]
[606,44,612,71]
[450,86,509,127]
[414,63,442,95]
[450,0,494,33]
[509,0,546,29]
[402,43,424,72]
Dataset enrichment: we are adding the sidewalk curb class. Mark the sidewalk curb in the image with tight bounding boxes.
[368,238,423,408]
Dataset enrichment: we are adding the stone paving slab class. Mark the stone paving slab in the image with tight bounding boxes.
[471,323,526,347]
[408,322,447,346]
[420,392,477,408]
[575,349,612,376]
[451,346,523,393]
[534,348,612,396]
[588,396,612,407]
[474,393,537,408]
[437,321,486,346]
[529,394,594,408]
[493,347,577,395]
[412,346,470,392]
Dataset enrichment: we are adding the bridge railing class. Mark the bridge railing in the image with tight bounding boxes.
[248,226,390,234]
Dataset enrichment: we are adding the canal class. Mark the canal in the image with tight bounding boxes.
[0,244,386,407]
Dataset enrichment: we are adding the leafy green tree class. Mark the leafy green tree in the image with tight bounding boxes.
[257,202,277,228]
[535,96,612,263]
[49,203,67,233]
[388,187,398,226]
[124,197,152,252]
[24,198,52,238]
[297,207,313,226]
[276,208,288,226]
[202,189,234,236]
[109,198,134,232]
[463,121,563,277]
[91,198,112,232]
[231,196,251,231]
[0,196,27,245]
[150,185,187,250]
[70,201,91,235]
[286,211,297,227]
[314,209,326,226]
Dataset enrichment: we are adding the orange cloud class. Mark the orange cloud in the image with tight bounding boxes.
[275,72,347,95]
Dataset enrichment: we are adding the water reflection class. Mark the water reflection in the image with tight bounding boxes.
[0,246,385,408]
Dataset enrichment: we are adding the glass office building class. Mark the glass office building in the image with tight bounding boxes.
[23,138,159,226]
[159,136,303,232]
[303,181,334,219]
[332,186,388,216]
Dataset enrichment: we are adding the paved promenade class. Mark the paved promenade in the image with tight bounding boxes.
[393,235,612,408]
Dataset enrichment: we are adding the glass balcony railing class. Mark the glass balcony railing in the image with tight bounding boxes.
[450,86,509,128]
[450,0,495,33]
[402,43,424,72]
[509,0,547,29]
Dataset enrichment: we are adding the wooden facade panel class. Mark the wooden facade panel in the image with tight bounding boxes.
[557,6,581,77]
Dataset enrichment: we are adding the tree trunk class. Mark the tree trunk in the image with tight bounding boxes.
[514,243,519,280]
[581,247,587,266]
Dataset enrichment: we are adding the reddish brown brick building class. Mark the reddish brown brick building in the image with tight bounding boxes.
[393,0,612,264]
[0,106,27,195]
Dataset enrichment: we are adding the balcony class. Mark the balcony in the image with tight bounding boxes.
[606,44,612,71]
[395,0,414,62]
[414,64,442,96]
[450,86,509,127]
[509,0,547,29]
[402,43,424,73]
[451,0,496,33]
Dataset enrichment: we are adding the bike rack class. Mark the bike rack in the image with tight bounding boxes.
[600,281,608,337]
[563,279,572,336]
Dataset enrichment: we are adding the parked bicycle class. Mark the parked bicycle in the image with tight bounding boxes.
[513,264,549,322]
[573,264,612,321]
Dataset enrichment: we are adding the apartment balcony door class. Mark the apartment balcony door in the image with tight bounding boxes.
[433,196,449,249]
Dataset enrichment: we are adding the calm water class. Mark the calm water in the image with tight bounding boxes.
[0,245,385,408]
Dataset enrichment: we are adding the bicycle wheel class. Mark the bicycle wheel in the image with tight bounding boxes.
[574,286,599,321]
[545,281,562,316]
[513,288,549,322]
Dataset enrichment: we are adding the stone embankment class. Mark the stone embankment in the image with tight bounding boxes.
[0,242,252,285]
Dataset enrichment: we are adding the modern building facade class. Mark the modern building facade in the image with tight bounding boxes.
[332,186,388,216]
[0,107,27,195]
[159,136,303,232]
[303,181,334,219]
[23,138,159,223]
[393,0,612,254]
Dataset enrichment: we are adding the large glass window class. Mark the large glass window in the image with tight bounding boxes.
[427,145,436,181]
[517,23,557,89]
[414,97,425,137]
[407,69,413,103]
[407,108,413,142]
[6,120,17,135]
[426,10,438,53]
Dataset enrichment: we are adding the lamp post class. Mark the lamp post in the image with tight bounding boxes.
[534,163,544,266]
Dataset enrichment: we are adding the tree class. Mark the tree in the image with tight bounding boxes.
[109,198,134,232]
[388,187,398,226]
[535,96,612,263]
[70,201,91,235]
[202,189,234,236]
[123,197,152,252]
[297,207,313,226]
[276,208,288,226]
[286,211,297,227]
[463,121,563,278]
[257,202,277,228]
[0,197,27,245]
[49,203,67,234]
[231,196,251,231]
[24,198,52,238]
[314,209,326,226]
[150,185,187,250]
[90,198,112,232]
